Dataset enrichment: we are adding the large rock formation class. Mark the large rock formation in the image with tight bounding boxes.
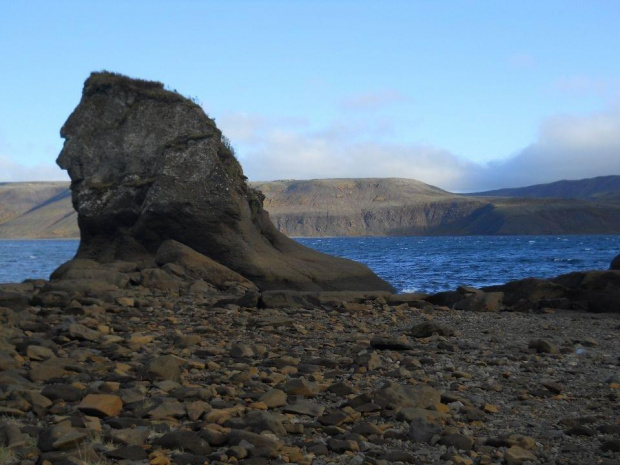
[55,72,393,293]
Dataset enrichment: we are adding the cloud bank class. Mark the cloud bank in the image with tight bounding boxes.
[219,105,620,192]
[2,105,619,193]
[470,108,620,190]
[0,155,68,182]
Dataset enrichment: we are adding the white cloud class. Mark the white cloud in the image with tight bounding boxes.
[467,107,620,190]
[219,112,475,188]
[0,155,68,182]
[221,106,620,193]
[2,104,619,194]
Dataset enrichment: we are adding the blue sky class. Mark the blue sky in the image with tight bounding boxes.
[1,1,619,191]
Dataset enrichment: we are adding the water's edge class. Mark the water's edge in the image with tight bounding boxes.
[0,235,618,294]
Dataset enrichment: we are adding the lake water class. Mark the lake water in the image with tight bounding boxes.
[1,236,618,293]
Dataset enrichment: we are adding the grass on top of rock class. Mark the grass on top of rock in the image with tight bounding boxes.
[218,134,246,182]
[85,71,202,110]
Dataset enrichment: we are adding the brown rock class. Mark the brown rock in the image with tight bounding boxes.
[454,291,504,312]
[147,399,186,419]
[26,345,55,361]
[410,321,454,338]
[439,433,474,451]
[327,437,359,453]
[528,339,559,354]
[29,360,68,382]
[145,355,181,382]
[282,378,320,397]
[51,430,89,450]
[78,394,123,417]
[373,382,441,409]
[259,389,287,408]
[0,424,28,448]
[283,399,325,417]
[504,445,537,465]
[153,431,211,455]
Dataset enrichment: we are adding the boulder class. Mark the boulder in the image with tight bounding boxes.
[483,278,568,307]
[0,284,33,309]
[481,270,620,313]
[144,355,182,382]
[410,321,455,338]
[453,291,504,312]
[373,382,441,410]
[552,270,620,313]
[154,239,256,291]
[611,254,620,270]
[77,394,123,417]
[55,71,394,293]
[50,259,131,287]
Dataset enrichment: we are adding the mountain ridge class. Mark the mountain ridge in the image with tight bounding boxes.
[472,175,620,202]
[1,175,619,238]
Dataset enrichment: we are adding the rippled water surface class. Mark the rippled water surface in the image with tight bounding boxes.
[297,235,620,293]
[1,236,619,293]
[0,240,79,284]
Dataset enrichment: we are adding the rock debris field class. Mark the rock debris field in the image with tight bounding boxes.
[2,71,619,465]
[1,284,619,465]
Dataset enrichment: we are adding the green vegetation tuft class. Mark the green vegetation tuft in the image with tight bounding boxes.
[218,134,245,181]
[85,71,200,108]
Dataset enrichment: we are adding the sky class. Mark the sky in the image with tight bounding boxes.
[1,1,620,192]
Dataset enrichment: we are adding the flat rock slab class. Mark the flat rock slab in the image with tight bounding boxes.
[78,394,123,417]
[105,445,149,461]
[373,382,441,410]
[283,399,325,417]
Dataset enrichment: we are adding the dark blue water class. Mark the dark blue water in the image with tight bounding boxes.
[0,240,79,284]
[1,236,618,293]
[296,235,620,293]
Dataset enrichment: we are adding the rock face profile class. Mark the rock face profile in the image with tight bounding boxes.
[55,72,393,293]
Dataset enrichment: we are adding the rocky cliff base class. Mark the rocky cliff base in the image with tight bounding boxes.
[1,276,619,465]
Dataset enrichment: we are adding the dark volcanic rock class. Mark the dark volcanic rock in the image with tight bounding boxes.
[481,270,620,313]
[55,71,393,292]
[611,254,620,270]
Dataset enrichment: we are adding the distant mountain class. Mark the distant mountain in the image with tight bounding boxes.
[473,175,620,202]
[0,182,77,238]
[1,176,620,238]
[253,178,620,236]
